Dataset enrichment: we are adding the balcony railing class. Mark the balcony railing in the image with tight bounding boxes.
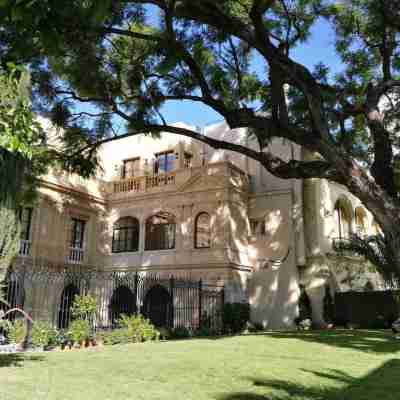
[68,247,84,264]
[19,239,30,257]
[332,237,360,257]
[109,162,249,197]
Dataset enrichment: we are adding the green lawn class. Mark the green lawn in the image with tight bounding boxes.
[1,330,400,400]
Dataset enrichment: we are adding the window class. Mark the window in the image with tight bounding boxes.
[145,212,176,250]
[121,158,140,179]
[184,152,193,169]
[19,208,32,241]
[355,207,367,236]
[195,212,211,248]
[112,217,140,253]
[70,218,86,249]
[154,151,175,174]
[334,200,351,239]
[249,218,266,236]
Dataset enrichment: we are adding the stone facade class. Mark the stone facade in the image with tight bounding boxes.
[11,121,383,329]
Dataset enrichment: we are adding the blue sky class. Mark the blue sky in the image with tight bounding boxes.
[160,18,344,127]
[76,17,344,132]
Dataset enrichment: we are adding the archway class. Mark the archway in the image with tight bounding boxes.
[109,285,136,325]
[143,285,172,327]
[58,284,79,329]
[1,277,25,321]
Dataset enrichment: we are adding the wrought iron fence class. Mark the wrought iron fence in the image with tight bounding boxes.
[1,265,224,332]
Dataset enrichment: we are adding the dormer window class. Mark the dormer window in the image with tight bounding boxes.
[155,151,175,174]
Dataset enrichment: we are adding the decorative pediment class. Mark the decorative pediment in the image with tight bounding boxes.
[177,172,226,193]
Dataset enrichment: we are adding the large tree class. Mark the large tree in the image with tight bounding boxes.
[1,1,400,275]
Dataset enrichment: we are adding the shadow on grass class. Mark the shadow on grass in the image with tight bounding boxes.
[219,359,400,400]
[0,353,45,368]
[262,329,400,354]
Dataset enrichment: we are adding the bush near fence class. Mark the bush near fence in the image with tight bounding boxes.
[334,290,400,329]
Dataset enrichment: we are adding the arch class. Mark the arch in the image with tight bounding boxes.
[143,285,172,327]
[334,198,352,239]
[109,285,137,325]
[355,207,367,236]
[1,277,25,321]
[194,212,211,248]
[58,284,79,329]
[112,216,140,253]
[145,212,176,250]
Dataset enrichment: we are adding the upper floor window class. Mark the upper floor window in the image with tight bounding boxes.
[19,207,32,241]
[145,212,176,250]
[122,157,140,179]
[195,212,211,248]
[184,152,193,169]
[249,218,266,236]
[154,151,175,174]
[112,217,140,253]
[334,200,351,239]
[70,218,86,249]
[355,207,367,236]
[18,207,32,256]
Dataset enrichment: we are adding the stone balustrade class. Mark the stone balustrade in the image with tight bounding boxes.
[107,161,249,199]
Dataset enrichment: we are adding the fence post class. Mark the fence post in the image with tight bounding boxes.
[198,279,202,328]
[169,276,174,329]
[134,272,139,314]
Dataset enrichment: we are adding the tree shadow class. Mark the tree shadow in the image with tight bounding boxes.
[263,329,400,354]
[0,353,45,368]
[218,359,400,400]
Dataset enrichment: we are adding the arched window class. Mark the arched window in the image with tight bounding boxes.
[58,284,80,329]
[195,212,211,248]
[112,217,140,253]
[145,212,176,250]
[109,285,136,326]
[143,285,172,327]
[355,207,367,236]
[334,199,351,239]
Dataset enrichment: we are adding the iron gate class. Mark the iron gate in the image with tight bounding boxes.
[1,265,224,331]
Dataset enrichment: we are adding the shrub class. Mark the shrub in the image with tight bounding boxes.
[98,329,131,346]
[31,321,58,348]
[222,303,250,334]
[67,319,90,345]
[8,319,26,344]
[195,326,219,337]
[71,294,97,321]
[170,326,191,339]
[118,314,160,342]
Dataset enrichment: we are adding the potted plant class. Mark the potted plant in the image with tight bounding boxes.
[67,319,90,348]
[31,321,58,351]
[8,319,27,351]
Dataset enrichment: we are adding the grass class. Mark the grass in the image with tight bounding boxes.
[1,330,400,400]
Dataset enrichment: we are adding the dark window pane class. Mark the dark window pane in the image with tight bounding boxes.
[112,217,139,253]
[145,213,176,250]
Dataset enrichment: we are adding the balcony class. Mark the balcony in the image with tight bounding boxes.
[19,239,30,257]
[67,247,84,264]
[105,161,250,200]
[332,238,360,257]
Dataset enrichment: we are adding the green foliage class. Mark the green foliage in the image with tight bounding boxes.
[31,321,58,348]
[71,294,97,321]
[222,303,250,334]
[7,319,26,344]
[118,314,160,343]
[98,329,130,346]
[67,319,90,344]
[170,326,191,339]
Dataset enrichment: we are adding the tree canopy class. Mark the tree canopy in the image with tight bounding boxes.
[1,0,400,273]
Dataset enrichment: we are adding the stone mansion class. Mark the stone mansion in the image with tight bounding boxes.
[10,119,384,329]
